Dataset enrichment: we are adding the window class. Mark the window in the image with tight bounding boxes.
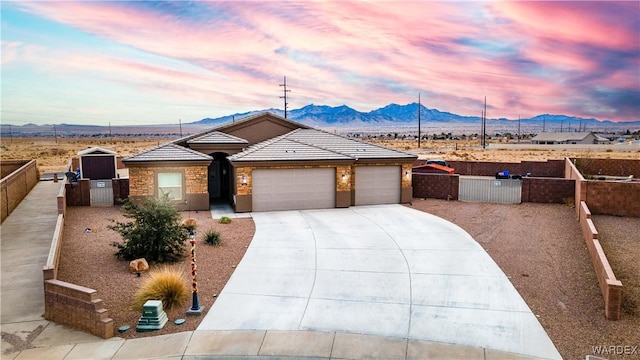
[158,173,183,200]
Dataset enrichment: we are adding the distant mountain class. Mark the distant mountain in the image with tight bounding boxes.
[190,103,640,130]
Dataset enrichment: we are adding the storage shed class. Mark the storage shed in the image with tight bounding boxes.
[78,147,118,180]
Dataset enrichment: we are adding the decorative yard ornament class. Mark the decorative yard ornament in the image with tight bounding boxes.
[185,219,203,315]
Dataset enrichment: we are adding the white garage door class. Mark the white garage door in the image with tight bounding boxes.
[252,168,336,211]
[355,166,401,205]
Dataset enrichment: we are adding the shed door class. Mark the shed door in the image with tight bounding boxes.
[81,156,116,180]
[355,166,401,205]
[252,168,335,212]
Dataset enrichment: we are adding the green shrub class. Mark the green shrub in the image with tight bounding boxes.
[203,229,222,246]
[219,216,232,224]
[109,195,188,263]
[131,267,189,311]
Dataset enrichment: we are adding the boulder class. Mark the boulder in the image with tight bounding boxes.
[129,258,149,274]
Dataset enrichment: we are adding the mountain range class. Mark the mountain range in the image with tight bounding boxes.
[2,103,638,137]
[193,103,640,132]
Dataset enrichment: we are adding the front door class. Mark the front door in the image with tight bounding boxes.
[208,152,230,201]
[208,161,221,199]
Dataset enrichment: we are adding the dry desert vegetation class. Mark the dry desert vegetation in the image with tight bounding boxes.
[1,137,639,175]
[0,137,174,174]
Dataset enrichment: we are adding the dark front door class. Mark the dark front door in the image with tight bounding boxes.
[208,161,221,198]
[208,152,230,200]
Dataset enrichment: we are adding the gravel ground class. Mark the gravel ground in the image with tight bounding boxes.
[58,202,639,358]
[408,199,640,360]
[57,206,254,340]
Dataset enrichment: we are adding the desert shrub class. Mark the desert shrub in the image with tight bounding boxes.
[219,216,232,224]
[109,195,188,263]
[131,267,189,311]
[203,229,222,246]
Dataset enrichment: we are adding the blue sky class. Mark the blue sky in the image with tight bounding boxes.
[1,1,639,126]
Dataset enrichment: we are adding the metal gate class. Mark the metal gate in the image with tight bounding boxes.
[90,180,114,206]
[459,176,522,204]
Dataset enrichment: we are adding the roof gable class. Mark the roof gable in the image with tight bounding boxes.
[187,131,248,145]
[78,147,117,156]
[123,143,212,162]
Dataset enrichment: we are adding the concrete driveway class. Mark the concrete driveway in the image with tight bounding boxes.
[199,205,561,359]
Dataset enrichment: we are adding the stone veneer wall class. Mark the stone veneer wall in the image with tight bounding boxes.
[1,159,39,223]
[128,165,208,197]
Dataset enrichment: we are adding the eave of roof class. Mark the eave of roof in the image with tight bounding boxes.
[122,143,213,163]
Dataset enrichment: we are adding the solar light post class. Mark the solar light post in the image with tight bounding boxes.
[187,227,203,315]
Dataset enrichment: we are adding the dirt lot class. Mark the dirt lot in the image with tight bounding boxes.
[57,200,639,358]
[409,199,640,359]
[1,137,638,175]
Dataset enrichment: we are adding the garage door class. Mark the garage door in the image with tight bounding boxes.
[355,166,401,205]
[252,168,336,211]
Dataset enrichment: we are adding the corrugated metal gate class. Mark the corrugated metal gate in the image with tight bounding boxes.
[459,176,522,204]
[90,180,114,206]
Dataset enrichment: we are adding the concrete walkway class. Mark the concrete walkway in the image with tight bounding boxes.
[2,194,560,359]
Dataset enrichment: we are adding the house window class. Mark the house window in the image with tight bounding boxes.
[158,173,183,200]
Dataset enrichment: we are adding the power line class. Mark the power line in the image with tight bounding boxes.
[279,76,291,119]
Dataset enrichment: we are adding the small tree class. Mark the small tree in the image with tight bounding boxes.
[110,195,188,263]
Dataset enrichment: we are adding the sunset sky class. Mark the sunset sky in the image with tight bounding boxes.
[1,1,639,126]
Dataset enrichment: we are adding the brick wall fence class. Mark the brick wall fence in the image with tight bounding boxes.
[1,159,39,223]
[565,158,640,217]
[43,177,115,339]
[574,158,640,177]
[521,177,575,204]
[413,160,573,204]
[578,202,623,320]
[447,159,565,177]
[413,173,459,200]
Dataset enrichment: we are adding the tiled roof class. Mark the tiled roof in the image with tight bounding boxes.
[228,129,416,162]
[123,144,213,162]
[187,131,248,145]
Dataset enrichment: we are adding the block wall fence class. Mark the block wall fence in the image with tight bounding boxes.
[578,201,622,320]
[43,177,115,339]
[1,160,39,223]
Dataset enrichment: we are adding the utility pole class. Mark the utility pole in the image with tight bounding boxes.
[179,119,183,137]
[417,93,421,149]
[53,124,58,144]
[518,115,521,143]
[543,116,546,132]
[109,122,113,143]
[279,76,291,119]
[482,96,487,149]
[560,120,563,132]
[8,125,13,143]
